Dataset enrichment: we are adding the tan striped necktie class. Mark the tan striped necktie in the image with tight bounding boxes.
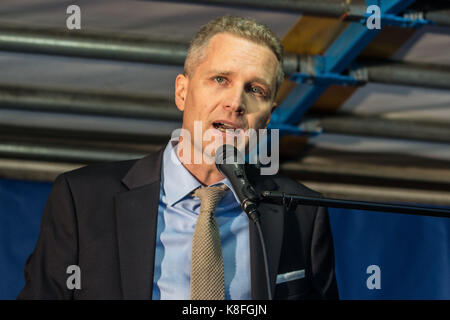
[190,184,229,300]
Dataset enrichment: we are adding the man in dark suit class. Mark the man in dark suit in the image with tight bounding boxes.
[18,15,338,300]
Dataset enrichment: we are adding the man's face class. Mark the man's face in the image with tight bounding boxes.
[175,32,278,158]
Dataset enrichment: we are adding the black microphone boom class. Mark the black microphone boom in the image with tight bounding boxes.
[215,144,260,223]
[215,144,273,299]
[261,191,450,218]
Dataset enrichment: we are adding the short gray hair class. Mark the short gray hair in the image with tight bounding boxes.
[185,15,285,95]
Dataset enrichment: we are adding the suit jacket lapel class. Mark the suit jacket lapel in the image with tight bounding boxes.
[248,171,284,300]
[114,149,164,299]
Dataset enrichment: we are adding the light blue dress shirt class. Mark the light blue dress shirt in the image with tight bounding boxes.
[152,139,251,299]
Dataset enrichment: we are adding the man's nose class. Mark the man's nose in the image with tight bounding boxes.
[223,86,245,115]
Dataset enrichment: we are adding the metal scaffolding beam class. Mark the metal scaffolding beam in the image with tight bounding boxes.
[150,0,365,18]
[426,9,450,27]
[0,24,299,73]
[0,158,82,182]
[296,56,450,90]
[1,24,450,90]
[0,84,449,143]
[1,149,449,205]
[281,157,450,189]
[0,84,182,121]
[0,122,174,144]
[355,60,450,90]
[0,24,189,65]
[152,0,450,26]
[0,142,147,163]
[307,114,450,144]
[271,0,417,126]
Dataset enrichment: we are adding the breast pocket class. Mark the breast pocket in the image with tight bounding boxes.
[275,269,310,299]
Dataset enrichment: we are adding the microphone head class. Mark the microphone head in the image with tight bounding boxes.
[215,144,244,169]
[215,145,259,220]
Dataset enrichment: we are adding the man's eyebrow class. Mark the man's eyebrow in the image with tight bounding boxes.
[251,77,272,89]
[207,70,234,76]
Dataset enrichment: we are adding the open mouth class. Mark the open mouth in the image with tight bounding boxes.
[212,121,238,133]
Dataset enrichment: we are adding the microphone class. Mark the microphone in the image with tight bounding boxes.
[215,144,273,299]
[215,144,260,223]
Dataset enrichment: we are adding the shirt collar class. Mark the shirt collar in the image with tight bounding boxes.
[162,138,242,206]
[162,139,201,206]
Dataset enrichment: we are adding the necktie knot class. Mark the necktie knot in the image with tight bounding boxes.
[193,184,229,215]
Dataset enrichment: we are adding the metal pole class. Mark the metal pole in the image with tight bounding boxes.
[0,24,189,65]
[151,0,450,26]
[0,141,147,163]
[425,10,450,27]
[261,191,450,218]
[1,84,449,144]
[310,114,450,144]
[149,0,368,17]
[360,61,450,91]
[0,158,82,182]
[0,24,299,73]
[281,159,450,187]
[299,181,450,207]
[0,84,182,121]
[0,123,174,144]
[1,24,450,91]
[298,55,450,91]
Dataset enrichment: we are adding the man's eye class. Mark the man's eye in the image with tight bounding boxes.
[215,76,226,84]
[250,86,265,96]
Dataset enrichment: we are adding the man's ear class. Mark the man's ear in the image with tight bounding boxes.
[265,102,278,127]
[175,73,189,112]
[271,102,278,113]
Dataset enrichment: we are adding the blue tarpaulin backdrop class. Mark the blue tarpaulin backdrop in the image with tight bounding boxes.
[1,177,449,299]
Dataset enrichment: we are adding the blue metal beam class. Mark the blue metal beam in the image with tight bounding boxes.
[361,13,433,28]
[271,0,417,127]
[290,72,363,86]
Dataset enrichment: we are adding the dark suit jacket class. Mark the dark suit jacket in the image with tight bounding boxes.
[18,147,339,300]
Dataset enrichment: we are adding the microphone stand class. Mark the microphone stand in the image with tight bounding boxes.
[253,212,272,301]
[216,144,448,301]
[252,190,449,300]
[260,191,450,218]
[239,201,273,300]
